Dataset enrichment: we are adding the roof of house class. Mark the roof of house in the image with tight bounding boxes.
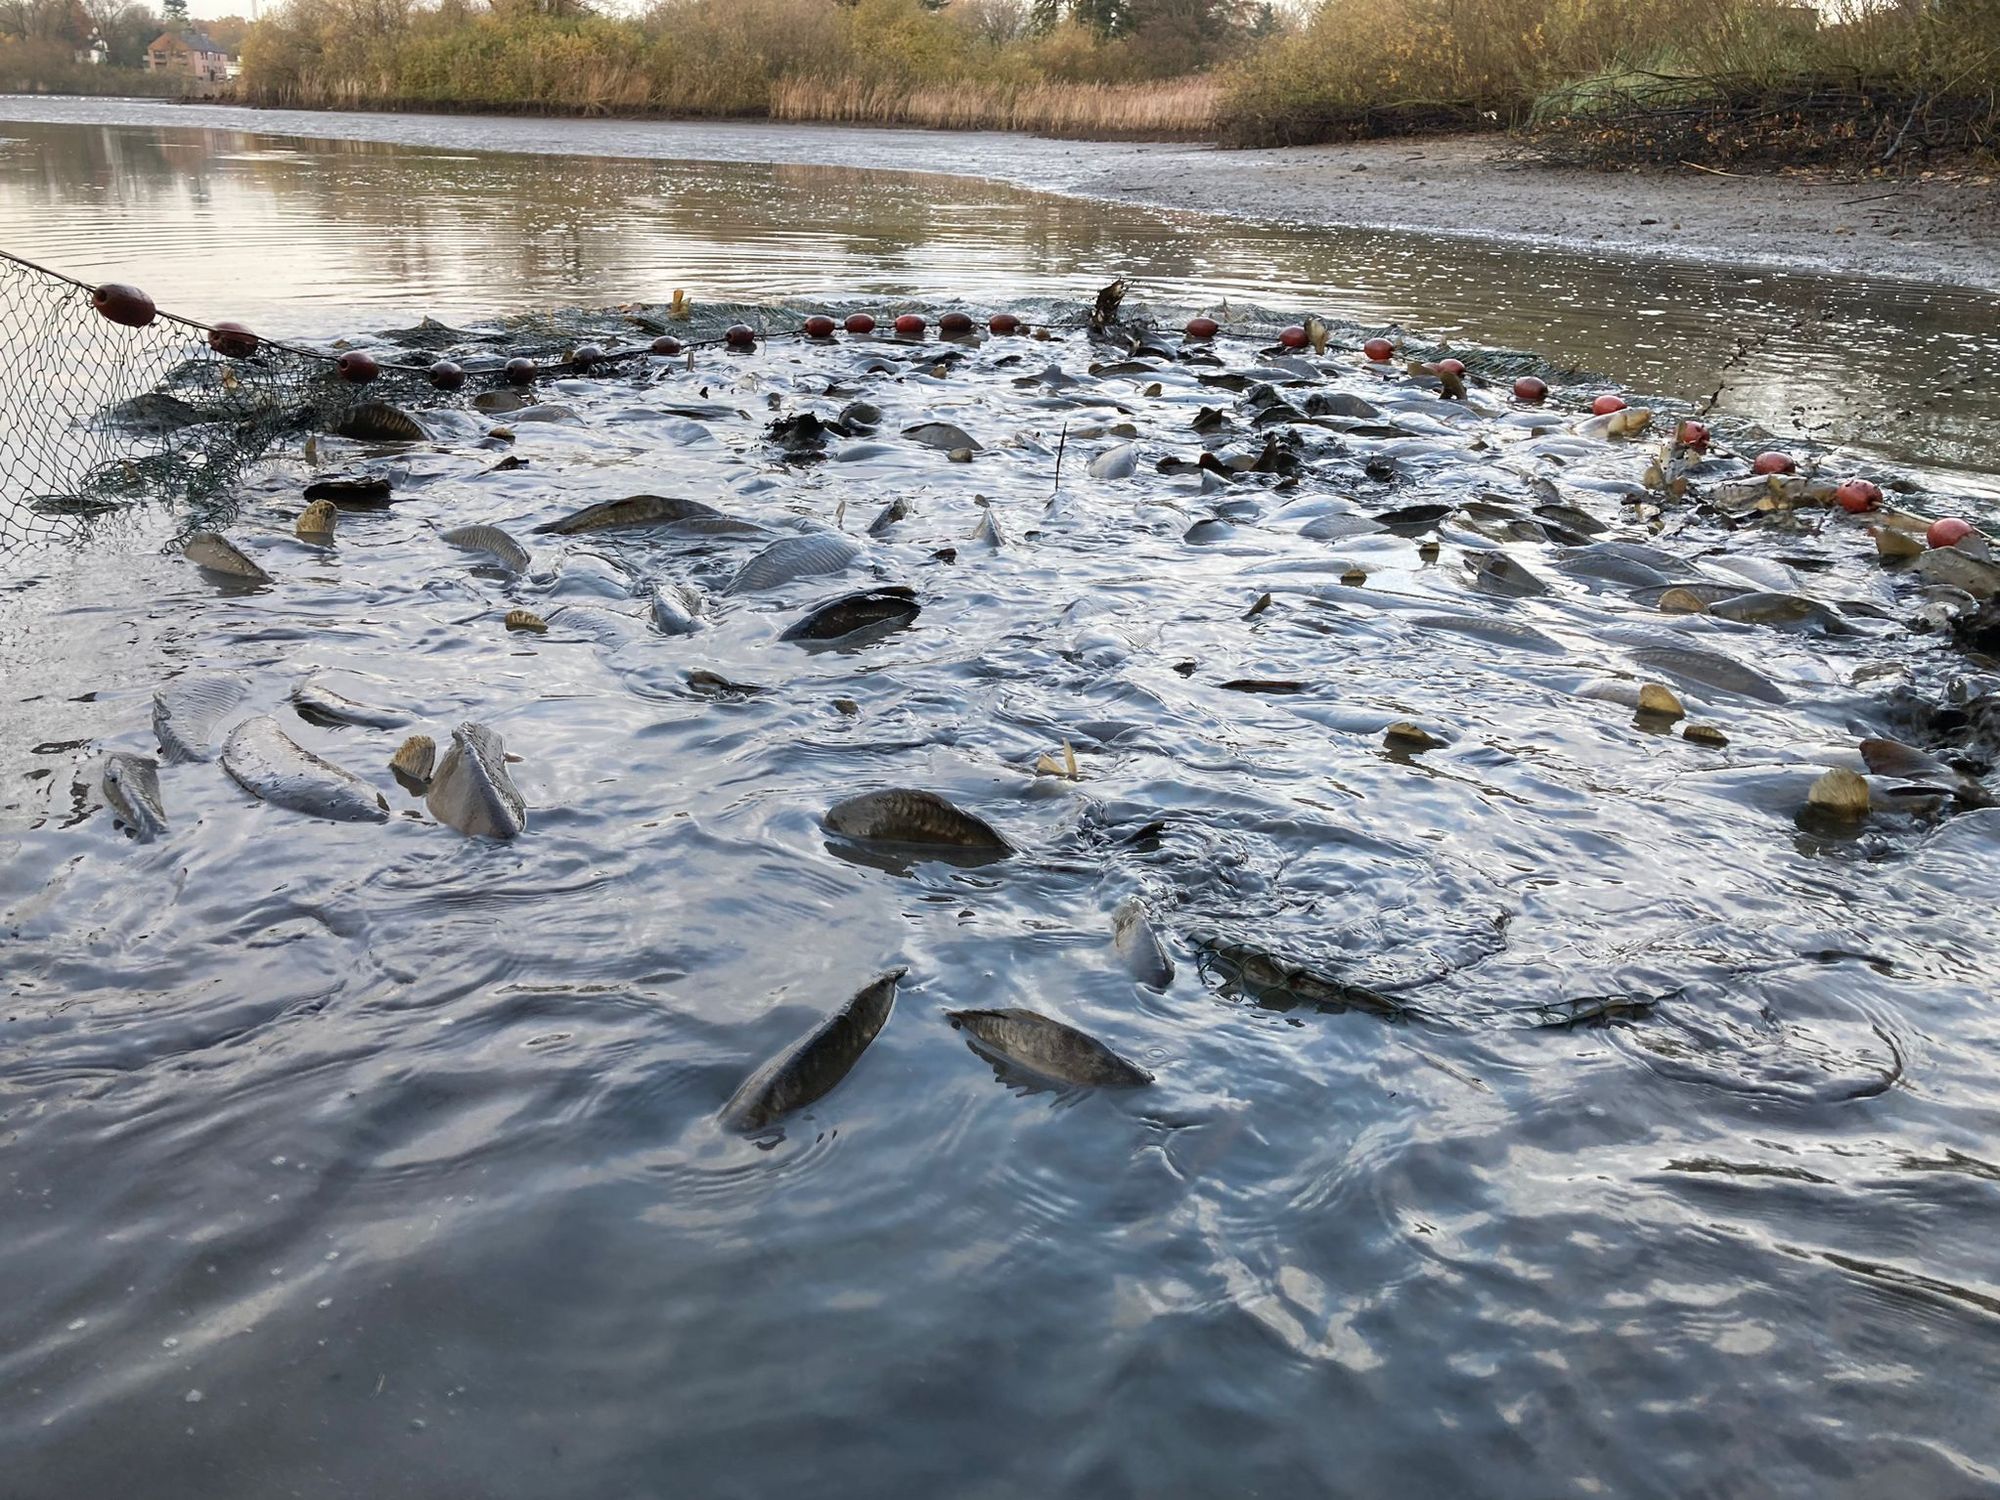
[149,30,227,54]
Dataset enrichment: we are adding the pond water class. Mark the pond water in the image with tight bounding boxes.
[5,104,2000,1500]
[3,108,1999,477]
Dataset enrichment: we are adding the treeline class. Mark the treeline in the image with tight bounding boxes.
[16,0,1984,166]
[236,0,1268,134]
[0,0,251,93]
[1228,0,2000,161]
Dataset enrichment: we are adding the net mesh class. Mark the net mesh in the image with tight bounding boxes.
[0,251,1050,557]
[0,250,1535,559]
[0,250,445,552]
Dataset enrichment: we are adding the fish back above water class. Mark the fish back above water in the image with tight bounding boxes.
[729,532,861,594]
[534,494,724,534]
[946,1008,1153,1088]
[647,580,706,635]
[427,722,527,839]
[824,788,1013,852]
[222,716,389,823]
[721,968,907,1133]
[440,523,532,573]
[153,672,249,763]
[781,587,920,643]
[333,402,427,443]
[1628,643,1788,704]
[292,675,410,730]
[102,753,167,842]
[1111,897,1175,989]
[183,532,270,582]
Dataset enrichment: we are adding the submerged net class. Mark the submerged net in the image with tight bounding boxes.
[0,250,875,557]
[0,250,1542,558]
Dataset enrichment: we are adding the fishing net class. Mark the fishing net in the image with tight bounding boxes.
[0,248,1540,559]
[0,249,444,553]
[0,251,1015,557]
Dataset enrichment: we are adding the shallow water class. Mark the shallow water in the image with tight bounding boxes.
[6,302,2000,1495]
[4,106,2000,475]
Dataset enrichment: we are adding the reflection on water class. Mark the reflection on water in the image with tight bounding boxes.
[6,108,2000,1500]
[2,116,1999,474]
[5,313,2000,1498]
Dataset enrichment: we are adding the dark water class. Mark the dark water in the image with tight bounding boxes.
[3,109,2000,475]
[5,110,2000,1500]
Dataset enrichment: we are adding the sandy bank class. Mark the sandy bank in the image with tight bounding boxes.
[4,96,1998,293]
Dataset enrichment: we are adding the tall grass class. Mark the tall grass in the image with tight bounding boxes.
[228,0,1997,164]
[770,75,1219,138]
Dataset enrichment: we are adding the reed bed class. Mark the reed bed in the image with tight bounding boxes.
[770,75,1220,139]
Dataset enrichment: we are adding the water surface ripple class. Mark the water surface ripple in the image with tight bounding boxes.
[4,192,2000,1500]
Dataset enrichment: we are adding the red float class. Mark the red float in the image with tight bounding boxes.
[1437,357,1466,377]
[504,357,537,385]
[428,359,465,391]
[207,321,258,358]
[92,283,155,328]
[1513,375,1548,403]
[650,335,683,356]
[1363,337,1394,362]
[894,314,926,339]
[1185,316,1220,340]
[1592,394,1627,416]
[1929,516,1975,548]
[989,313,1023,336]
[1276,325,1308,350]
[1677,419,1711,451]
[844,313,876,335]
[336,351,379,384]
[803,315,838,339]
[1751,451,1797,475]
[939,312,974,336]
[571,343,606,369]
[724,324,756,349]
[1836,478,1883,513]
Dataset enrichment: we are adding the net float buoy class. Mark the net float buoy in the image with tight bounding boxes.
[1276,325,1308,350]
[1185,316,1220,340]
[1437,357,1466,377]
[724,324,756,349]
[939,311,974,336]
[844,313,876,335]
[803,315,837,339]
[1929,516,1975,548]
[427,359,464,390]
[1363,337,1394,362]
[207,321,258,358]
[894,314,926,339]
[335,350,379,384]
[504,357,537,385]
[1592,394,1628,415]
[1677,419,1711,451]
[1836,478,1883,513]
[92,283,155,328]
[650,335,682,356]
[1513,375,1548,403]
[989,313,1022,335]
[571,343,606,369]
[1752,451,1796,475]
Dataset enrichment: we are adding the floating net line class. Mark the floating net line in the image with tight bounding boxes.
[0,248,877,556]
[0,251,1547,559]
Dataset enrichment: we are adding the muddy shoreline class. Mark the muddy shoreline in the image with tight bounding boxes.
[4,95,1997,293]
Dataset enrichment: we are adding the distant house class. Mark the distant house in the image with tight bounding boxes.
[145,31,230,84]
